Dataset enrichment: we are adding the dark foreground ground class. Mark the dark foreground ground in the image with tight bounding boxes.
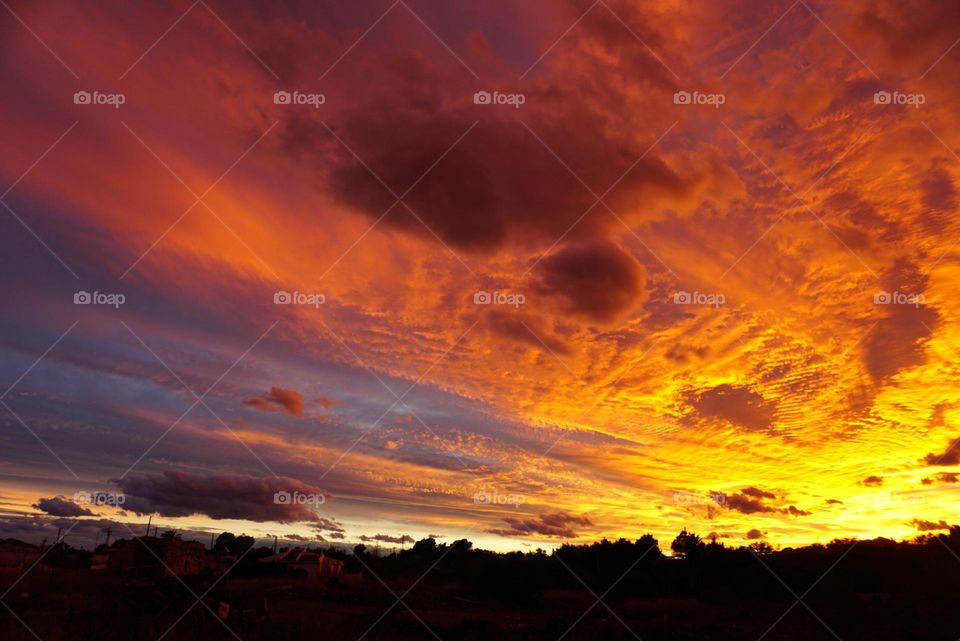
[3,569,960,641]
[4,531,960,640]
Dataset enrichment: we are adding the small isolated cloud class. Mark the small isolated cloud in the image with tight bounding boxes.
[923,437,960,466]
[861,475,884,487]
[314,395,336,410]
[488,511,592,539]
[910,518,952,532]
[243,386,305,416]
[358,534,414,544]
[921,472,959,485]
[312,518,346,535]
[745,529,765,540]
[712,488,809,517]
[33,496,95,517]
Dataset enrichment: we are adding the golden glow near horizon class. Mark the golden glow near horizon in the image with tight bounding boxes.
[2,0,960,552]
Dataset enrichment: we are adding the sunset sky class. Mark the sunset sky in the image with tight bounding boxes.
[2,0,960,552]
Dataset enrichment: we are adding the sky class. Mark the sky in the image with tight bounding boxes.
[1,0,960,552]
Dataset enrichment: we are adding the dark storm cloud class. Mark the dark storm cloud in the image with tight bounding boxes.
[533,239,647,323]
[277,41,698,255]
[712,488,810,517]
[856,0,960,68]
[688,384,777,431]
[861,476,884,487]
[862,260,938,384]
[116,471,331,523]
[488,511,593,538]
[921,160,958,212]
[924,437,960,466]
[485,310,571,355]
[33,496,95,517]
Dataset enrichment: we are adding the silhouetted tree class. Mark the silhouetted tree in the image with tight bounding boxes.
[213,532,254,555]
[749,541,774,555]
[636,534,661,556]
[671,529,704,559]
[412,537,437,556]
